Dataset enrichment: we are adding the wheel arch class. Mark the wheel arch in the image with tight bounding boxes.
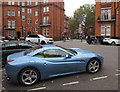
[17,66,41,82]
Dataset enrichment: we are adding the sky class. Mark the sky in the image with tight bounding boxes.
[64,0,95,17]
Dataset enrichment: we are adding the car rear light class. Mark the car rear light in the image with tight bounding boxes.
[7,60,14,63]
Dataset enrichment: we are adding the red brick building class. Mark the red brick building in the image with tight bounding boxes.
[0,1,64,41]
[63,15,71,39]
[95,0,120,37]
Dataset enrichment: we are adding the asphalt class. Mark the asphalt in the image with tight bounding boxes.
[1,40,119,91]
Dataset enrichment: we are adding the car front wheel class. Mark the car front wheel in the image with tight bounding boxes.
[87,59,101,74]
[18,68,40,86]
[111,42,116,46]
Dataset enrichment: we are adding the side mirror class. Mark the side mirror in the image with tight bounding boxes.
[65,54,71,59]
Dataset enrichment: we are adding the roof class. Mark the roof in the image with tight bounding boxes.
[41,45,57,48]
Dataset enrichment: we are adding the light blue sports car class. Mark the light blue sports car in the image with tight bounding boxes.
[5,45,104,86]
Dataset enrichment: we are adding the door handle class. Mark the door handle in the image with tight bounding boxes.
[44,62,47,65]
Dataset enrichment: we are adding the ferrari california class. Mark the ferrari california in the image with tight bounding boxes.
[5,45,104,86]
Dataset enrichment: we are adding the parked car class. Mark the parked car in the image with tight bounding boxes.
[1,41,37,67]
[103,36,120,45]
[26,34,54,44]
[5,45,103,86]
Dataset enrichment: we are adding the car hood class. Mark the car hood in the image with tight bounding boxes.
[70,48,94,54]
[7,51,25,61]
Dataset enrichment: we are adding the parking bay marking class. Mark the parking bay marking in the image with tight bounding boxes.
[63,81,79,86]
[27,87,46,91]
[90,76,108,81]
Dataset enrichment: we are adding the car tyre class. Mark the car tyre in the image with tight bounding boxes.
[87,59,101,74]
[18,67,40,86]
[41,41,46,45]
[111,42,116,46]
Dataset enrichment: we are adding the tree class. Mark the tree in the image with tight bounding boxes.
[69,4,95,35]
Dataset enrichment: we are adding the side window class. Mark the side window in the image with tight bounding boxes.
[18,42,32,49]
[5,43,18,50]
[34,52,44,58]
[43,49,67,58]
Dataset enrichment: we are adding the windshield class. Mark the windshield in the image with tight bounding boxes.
[24,46,42,55]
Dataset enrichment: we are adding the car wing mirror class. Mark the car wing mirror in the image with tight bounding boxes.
[65,54,71,59]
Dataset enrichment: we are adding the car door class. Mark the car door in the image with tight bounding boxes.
[42,49,84,77]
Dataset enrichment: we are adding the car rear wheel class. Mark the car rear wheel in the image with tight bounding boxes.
[87,59,101,74]
[19,68,40,86]
[111,42,116,46]
[41,41,46,45]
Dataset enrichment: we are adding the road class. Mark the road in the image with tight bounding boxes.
[1,40,119,91]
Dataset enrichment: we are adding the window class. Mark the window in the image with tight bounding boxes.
[46,28,49,36]
[35,2,38,6]
[47,7,49,12]
[28,18,29,24]
[27,1,29,5]
[101,24,105,36]
[18,11,20,16]
[43,17,46,24]
[12,10,15,16]
[33,27,34,32]
[35,11,38,16]
[43,7,46,12]
[43,49,68,58]
[22,2,25,6]
[8,10,11,16]
[22,16,25,21]
[106,24,111,36]
[22,8,25,12]
[18,2,20,6]
[23,27,26,32]
[47,16,49,24]
[35,27,37,32]
[30,1,32,5]
[107,0,111,2]
[8,31,11,37]
[30,18,32,24]
[12,31,15,37]
[35,19,38,24]
[43,28,46,36]
[12,1,14,5]
[8,20,11,28]
[101,8,111,20]
[8,1,11,5]
[12,20,15,28]
[30,9,32,14]
[27,9,29,14]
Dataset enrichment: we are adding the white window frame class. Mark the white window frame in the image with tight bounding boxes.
[46,28,49,36]
[43,28,46,36]
[22,8,25,12]
[27,9,29,14]
[30,9,32,14]
[18,11,20,16]
[8,20,11,28]
[12,20,15,28]
[108,9,111,20]
[35,27,37,32]
[8,1,11,5]
[43,17,46,24]
[106,24,111,36]
[47,16,49,24]
[8,31,11,37]
[22,16,25,21]
[35,2,38,6]
[28,18,29,24]
[12,1,14,5]
[35,11,38,16]
[35,19,38,24]
[18,2,20,6]
[22,2,25,6]
[30,18,32,24]
[12,10,15,16]
[8,10,11,16]
[30,1,32,5]
[47,7,49,12]
[27,1,29,5]
[43,7,46,12]
[101,24,105,36]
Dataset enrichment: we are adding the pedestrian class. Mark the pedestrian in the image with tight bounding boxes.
[81,36,82,43]
[94,36,97,44]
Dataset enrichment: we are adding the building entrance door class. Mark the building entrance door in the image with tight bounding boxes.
[17,32,21,39]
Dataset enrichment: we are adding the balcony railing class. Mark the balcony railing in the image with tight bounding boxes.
[97,16,115,22]
[40,22,51,27]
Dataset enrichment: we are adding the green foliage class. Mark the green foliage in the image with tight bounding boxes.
[69,4,95,35]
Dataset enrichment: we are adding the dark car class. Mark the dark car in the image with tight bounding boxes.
[0,41,37,67]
